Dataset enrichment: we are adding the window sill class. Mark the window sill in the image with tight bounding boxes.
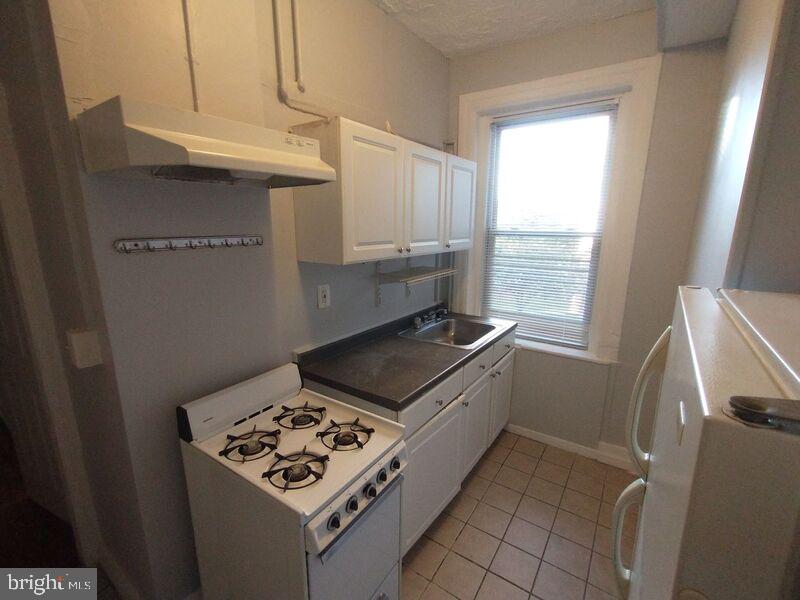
[514,338,618,366]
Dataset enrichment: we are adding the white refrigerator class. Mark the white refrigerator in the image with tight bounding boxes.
[614,286,800,600]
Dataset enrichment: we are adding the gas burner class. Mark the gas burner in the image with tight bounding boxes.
[273,402,326,429]
[218,427,280,463]
[262,447,329,491]
[316,418,375,451]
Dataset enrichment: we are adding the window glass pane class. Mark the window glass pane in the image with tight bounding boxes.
[482,105,616,349]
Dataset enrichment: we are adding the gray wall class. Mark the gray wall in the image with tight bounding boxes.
[0,0,133,575]
[739,2,800,293]
[685,0,790,289]
[46,1,450,598]
[449,10,725,449]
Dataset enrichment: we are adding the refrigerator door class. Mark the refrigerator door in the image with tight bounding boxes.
[628,290,707,600]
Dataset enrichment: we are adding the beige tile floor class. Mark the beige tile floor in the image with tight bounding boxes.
[402,430,638,600]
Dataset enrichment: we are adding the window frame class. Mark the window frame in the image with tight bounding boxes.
[483,100,618,350]
[452,56,662,363]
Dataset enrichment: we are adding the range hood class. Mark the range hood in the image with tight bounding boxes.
[76,96,336,188]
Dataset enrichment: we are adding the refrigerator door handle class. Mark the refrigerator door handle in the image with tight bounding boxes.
[627,326,671,476]
[612,477,646,598]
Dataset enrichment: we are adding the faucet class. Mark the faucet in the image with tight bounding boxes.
[413,308,447,330]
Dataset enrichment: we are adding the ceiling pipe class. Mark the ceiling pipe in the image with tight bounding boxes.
[291,0,306,93]
[272,0,329,120]
[181,0,200,112]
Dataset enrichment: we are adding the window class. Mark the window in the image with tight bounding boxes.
[482,102,617,349]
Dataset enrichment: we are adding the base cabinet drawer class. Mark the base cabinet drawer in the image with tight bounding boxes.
[492,330,516,364]
[401,399,462,554]
[398,368,463,438]
[463,348,491,389]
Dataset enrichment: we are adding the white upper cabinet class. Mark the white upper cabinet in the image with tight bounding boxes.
[340,120,404,263]
[293,117,476,264]
[445,155,477,251]
[403,141,446,256]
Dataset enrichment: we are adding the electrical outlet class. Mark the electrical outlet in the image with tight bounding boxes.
[317,284,331,309]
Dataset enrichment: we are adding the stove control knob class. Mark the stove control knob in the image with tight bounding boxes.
[327,512,341,531]
[363,483,377,499]
[390,457,401,471]
[346,496,359,513]
[377,469,388,484]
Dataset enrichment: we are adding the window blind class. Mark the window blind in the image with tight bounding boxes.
[482,101,618,349]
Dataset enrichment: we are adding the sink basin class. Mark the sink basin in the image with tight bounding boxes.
[399,318,498,349]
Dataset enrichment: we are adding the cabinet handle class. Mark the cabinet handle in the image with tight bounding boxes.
[490,372,496,378]
[504,343,511,349]
[479,365,486,370]
[462,400,469,407]
[405,247,411,253]
[397,248,403,253]
[446,243,451,248]
[435,399,443,406]
[495,370,502,376]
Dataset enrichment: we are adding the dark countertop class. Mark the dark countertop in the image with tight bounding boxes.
[298,311,516,411]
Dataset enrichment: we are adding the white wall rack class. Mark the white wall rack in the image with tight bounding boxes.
[374,262,457,306]
[114,235,263,254]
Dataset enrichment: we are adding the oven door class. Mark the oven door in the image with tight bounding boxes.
[306,476,401,600]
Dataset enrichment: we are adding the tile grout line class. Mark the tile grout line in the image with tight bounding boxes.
[409,432,631,600]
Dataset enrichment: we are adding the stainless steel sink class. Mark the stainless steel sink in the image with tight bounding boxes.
[399,317,498,349]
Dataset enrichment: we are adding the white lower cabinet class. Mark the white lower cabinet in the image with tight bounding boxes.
[489,349,515,441]
[401,398,462,554]
[460,373,492,478]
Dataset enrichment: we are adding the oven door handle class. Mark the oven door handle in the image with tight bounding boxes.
[318,474,403,563]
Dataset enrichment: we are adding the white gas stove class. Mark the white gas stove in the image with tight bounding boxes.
[178,363,406,599]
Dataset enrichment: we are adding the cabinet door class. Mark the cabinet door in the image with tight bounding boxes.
[340,119,404,263]
[403,141,446,256]
[444,155,477,251]
[461,373,492,478]
[489,349,515,441]
[401,399,462,555]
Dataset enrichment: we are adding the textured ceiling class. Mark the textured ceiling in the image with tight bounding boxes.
[373,0,656,56]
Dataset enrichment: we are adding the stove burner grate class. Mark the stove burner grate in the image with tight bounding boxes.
[218,427,280,463]
[262,447,329,491]
[316,418,375,451]
[273,401,326,430]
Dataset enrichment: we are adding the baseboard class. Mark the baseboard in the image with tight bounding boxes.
[505,424,635,472]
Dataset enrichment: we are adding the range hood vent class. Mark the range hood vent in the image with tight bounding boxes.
[76,96,336,188]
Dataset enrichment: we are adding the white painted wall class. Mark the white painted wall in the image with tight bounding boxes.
[448,10,659,140]
[45,1,449,598]
[685,0,790,288]
[450,10,725,451]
